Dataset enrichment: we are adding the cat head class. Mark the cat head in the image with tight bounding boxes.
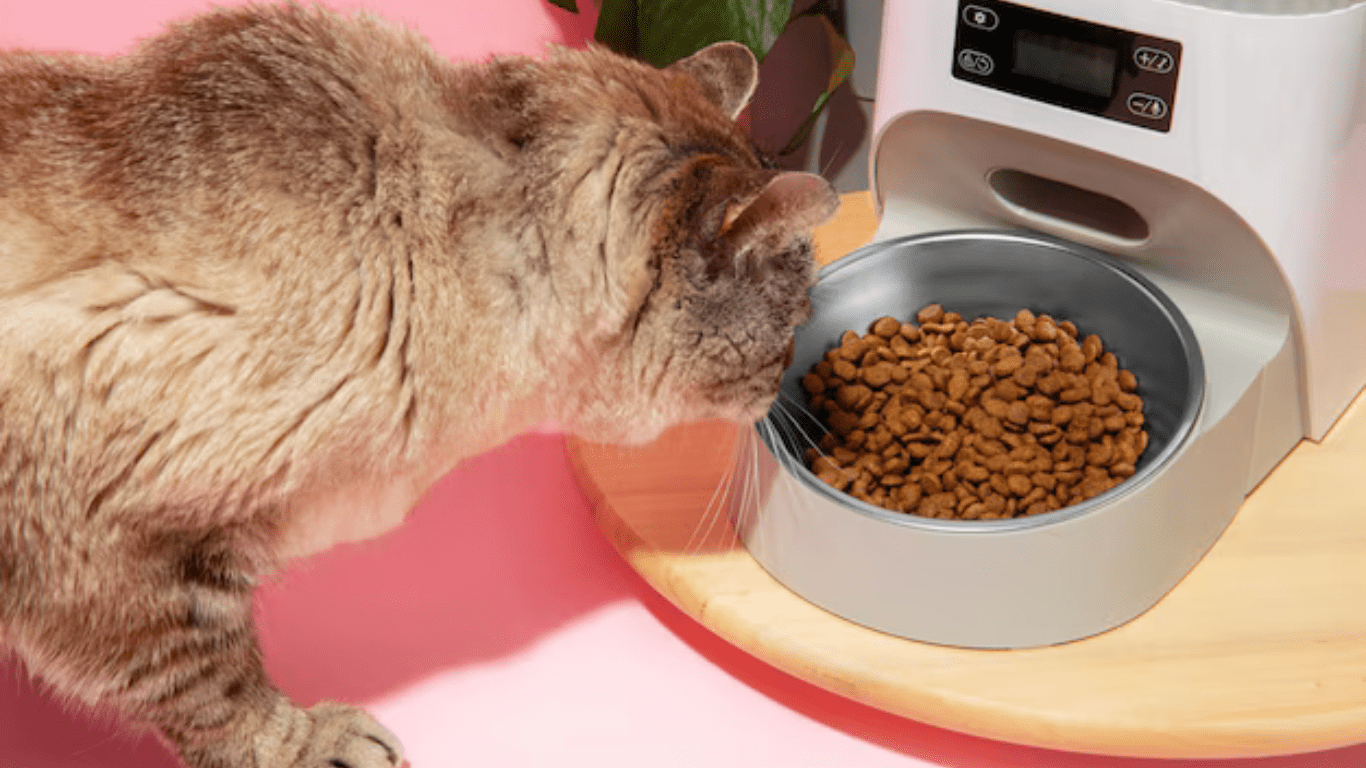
[567,43,839,445]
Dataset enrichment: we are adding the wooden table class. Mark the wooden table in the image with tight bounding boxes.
[566,192,1366,759]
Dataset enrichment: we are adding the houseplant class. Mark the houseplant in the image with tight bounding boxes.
[546,0,854,157]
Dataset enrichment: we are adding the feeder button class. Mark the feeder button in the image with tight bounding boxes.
[963,5,999,30]
[1126,92,1168,120]
[957,49,995,76]
[1133,46,1174,74]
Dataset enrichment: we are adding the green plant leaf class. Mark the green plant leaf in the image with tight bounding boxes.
[779,16,855,156]
[594,0,641,56]
[546,0,580,12]
[631,0,795,68]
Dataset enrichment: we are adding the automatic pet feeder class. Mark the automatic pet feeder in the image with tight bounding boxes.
[736,0,1366,647]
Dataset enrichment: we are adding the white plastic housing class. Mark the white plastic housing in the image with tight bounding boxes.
[734,0,1366,647]
[873,0,1366,440]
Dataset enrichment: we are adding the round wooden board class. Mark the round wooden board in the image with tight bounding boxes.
[565,193,1366,759]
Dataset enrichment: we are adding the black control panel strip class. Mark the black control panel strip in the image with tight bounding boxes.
[952,0,1182,132]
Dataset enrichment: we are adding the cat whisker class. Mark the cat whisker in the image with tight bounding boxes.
[683,422,740,554]
[768,398,824,467]
[777,389,834,438]
[819,139,848,180]
[729,421,759,548]
[686,460,735,553]
[738,418,780,539]
[769,396,857,485]
[743,415,766,542]
[707,420,751,550]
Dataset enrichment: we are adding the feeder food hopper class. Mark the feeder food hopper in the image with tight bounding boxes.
[736,0,1366,648]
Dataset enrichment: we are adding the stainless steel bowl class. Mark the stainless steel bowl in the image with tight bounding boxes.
[774,229,1203,529]
[737,230,1207,647]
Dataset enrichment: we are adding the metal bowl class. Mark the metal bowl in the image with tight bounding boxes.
[775,229,1203,529]
[737,230,1206,647]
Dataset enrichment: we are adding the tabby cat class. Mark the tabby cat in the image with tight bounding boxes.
[0,4,838,766]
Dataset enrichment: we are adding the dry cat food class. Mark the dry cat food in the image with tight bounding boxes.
[800,304,1148,520]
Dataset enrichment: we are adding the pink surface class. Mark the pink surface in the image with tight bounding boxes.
[3,2,1366,766]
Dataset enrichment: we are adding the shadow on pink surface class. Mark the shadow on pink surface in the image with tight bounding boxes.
[255,435,637,706]
[638,586,1366,768]
[1,433,636,766]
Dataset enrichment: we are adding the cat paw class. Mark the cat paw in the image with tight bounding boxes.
[254,701,405,768]
[303,703,404,768]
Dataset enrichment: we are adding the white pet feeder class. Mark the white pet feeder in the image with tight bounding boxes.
[737,0,1366,648]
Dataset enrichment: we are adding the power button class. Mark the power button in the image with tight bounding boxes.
[962,4,999,30]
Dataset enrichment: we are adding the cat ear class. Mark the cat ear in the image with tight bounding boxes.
[668,41,759,119]
[721,172,840,252]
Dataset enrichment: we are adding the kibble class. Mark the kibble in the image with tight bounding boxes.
[802,305,1148,520]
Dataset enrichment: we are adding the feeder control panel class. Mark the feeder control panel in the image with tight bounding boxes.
[952,0,1181,132]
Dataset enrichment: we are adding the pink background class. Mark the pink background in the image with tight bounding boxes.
[2,1,1364,766]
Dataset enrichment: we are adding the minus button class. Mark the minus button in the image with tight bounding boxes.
[1126,92,1169,120]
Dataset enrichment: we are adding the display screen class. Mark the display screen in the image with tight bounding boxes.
[1012,29,1117,98]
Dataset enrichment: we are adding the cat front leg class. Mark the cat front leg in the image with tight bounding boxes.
[195,699,404,768]
[10,530,404,768]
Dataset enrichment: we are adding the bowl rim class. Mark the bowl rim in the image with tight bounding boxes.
[761,228,1208,534]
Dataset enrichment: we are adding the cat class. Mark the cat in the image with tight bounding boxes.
[0,3,838,767]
